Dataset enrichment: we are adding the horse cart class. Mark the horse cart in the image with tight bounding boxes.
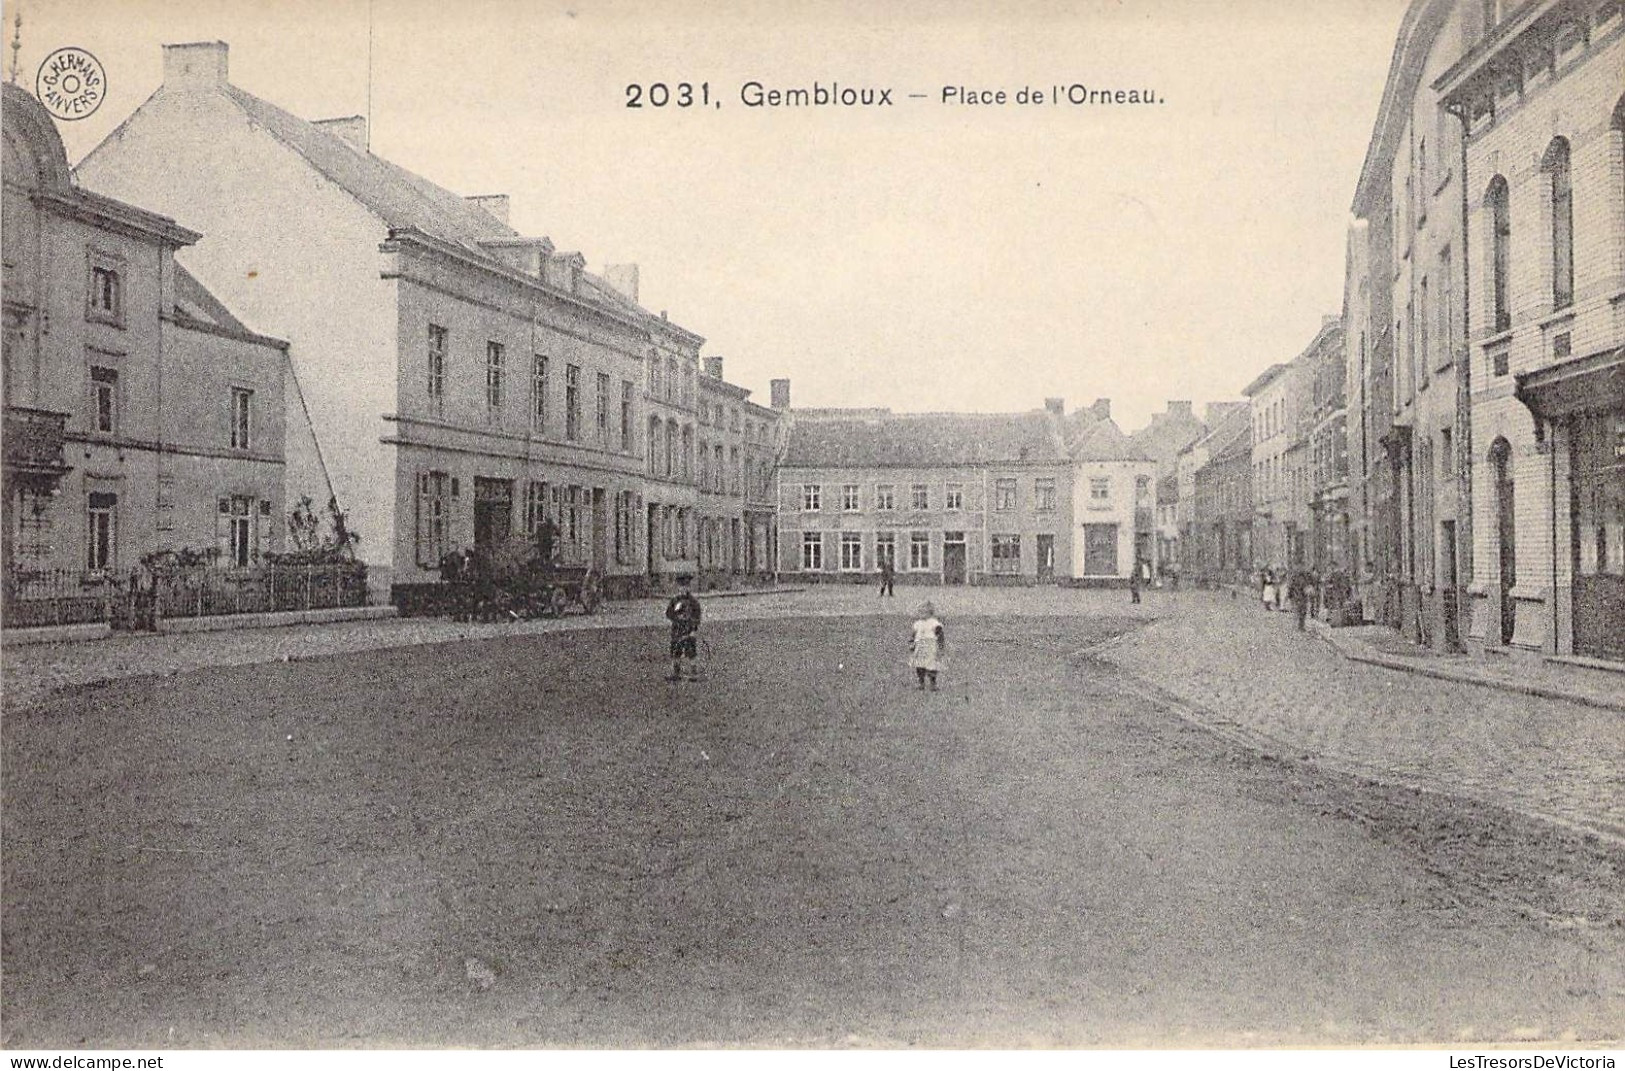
[443,537,602,622]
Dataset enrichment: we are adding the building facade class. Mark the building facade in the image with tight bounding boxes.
[1306,318,1352,580]
[1436,0,1624,660]
[776,403,1075,585]
[1064,401,1158,582]
[3,82,287,589]
[76,41,780,599]
[1190,406,1253,587]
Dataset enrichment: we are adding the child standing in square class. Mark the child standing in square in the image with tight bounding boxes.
[910,601,945,691]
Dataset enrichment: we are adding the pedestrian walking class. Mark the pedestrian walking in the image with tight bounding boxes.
[878,554,895,597]
[1288,568,1309,631]
[1129,561,1142,604]
[909,601,945,691]
[665,574,702,681]
[1261,567,1276,611]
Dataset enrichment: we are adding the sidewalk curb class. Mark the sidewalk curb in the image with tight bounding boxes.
[1337,650,1625,713]
[2,622,114,647]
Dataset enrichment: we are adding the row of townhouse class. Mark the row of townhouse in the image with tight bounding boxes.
[1344,0,1623,662]
[772,395,1157,585]
[3,82,290,590]
[66,40,784,601]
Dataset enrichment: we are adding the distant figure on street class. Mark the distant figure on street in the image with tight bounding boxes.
[909,601,945,691]
[665,574,702,681]
[1288,568,1309,631]
[878,554,895,598]
[1261,567,1278,611]
[1129,561,1142,604]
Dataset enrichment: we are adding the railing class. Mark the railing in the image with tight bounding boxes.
[2,568,121,628]
[154,562,368,620]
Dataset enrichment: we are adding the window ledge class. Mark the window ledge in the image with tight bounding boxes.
[1478,328,1514,350]
[1537,307,1576,330]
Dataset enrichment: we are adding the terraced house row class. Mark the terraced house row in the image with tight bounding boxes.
[66,40,784,600]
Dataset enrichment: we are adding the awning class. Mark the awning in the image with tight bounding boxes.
[1515,345,1625,419]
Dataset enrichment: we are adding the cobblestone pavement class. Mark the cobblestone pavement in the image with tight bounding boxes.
[5,584,1618,842]
[1096,592,1625,843]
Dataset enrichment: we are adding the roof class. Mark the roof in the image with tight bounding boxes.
[223,85,517,249]
[1202,405,1252,463]
[1068,417,1151,462]
[169,264,287,348]
[782,411,1069,468]
[1241,363,1289,398]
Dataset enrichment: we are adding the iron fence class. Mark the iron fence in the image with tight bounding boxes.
[154,562,368,620]
[2,568,121,628]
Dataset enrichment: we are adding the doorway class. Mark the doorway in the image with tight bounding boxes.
[1492,439,1515,645]
[1036,534,1055,580]
[1083,524,1118,577]
[942,532,966,585]
[473,477,513,551]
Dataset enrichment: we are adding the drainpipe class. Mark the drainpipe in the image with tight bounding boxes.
[1450,99,1474,650]
[1550,416,1558,653]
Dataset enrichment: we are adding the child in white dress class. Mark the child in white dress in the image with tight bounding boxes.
[910,602,945,691]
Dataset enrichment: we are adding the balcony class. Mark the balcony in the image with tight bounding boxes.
[3,406,72,490]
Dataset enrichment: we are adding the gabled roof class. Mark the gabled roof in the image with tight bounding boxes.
[1202,404,1252,463]
[171,264,288,348]
[782,411,1069,468]
[1069,417,1151,462]
[223,85,517,250]
[1241,363,1289,398]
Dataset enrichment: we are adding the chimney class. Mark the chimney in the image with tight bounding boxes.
[770,379,791,410]
[162,41,229,89]
[603,263,639,304]
[465,194,510,224]
[1091,398,1111,421]
[1044,397,1065,416]
[1169,400,1194,418]
[704,356,724,379]
[314,116,369,150]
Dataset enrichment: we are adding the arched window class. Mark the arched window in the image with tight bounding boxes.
[1543,137,1573,310]
[1487,176,1512,332]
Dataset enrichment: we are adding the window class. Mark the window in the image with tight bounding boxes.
[1089,477,1110,502]
[875,532,896,569]
[532,355,548,430]
[1034,478,1056,512]
[87,261,121,324]
[1440,428,1454,477]
[86,491,117,571]
[729,447,740,494]
[911,484,929,511]
[681,425,693,481]
[1488,176,1512,332]
[650,358,661,398]
[875,484,895,511]
[991,534,1021,573]
[995,478,1017,511]
[647,416,660,473]
[524,480,548,541]
[565,364,581,440]
[801,530,823,570]
[665,419,676,477]
[230,387,253,450]
[945,483,963,511]
[1438,247,1455,372]
[485,342,505,410]
[597,372,611,445]
[802,484,822,511]
[840,531,863,571]
[1544,138,1573,310]
[223,495,255,567]
[415,471,452,566]
[909,530,931,570]
[427,325,446,401]
[841,483,860,512]
[621,381,634,452]
[89,366,118,435]
[665,357,676,401]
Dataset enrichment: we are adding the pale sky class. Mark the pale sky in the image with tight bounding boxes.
[16,0,1405,430]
